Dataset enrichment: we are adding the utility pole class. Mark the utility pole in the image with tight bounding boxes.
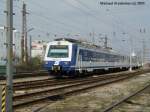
[104,35,108,48]
[21,2,28,64]
[142,39,146,66]
[92,30,95,44]
[140,28,146,67]
[29,35,32,62]
[99,34,108,48]
[129,36,134,72]
[5,0,13,111]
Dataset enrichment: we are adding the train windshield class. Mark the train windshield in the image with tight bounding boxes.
[47,45,69,58]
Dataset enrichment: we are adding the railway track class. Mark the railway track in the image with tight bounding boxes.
[13,70,149,109]
[0,70,48,80]
[13,71,130,90]
[13,70,139,91]
[102,83,150,112]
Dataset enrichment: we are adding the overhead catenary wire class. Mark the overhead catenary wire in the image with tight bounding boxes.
[75,0,147,34]
[15,0,90,38]
[26,0,88,32]
[29,11,85,32]
[6,1,84,39]
[1,0,149,43]
[0,0,78,38]
[74,0,145,48]
[22,0,93,33]
[62,0,113,28]
[74,0,148,60]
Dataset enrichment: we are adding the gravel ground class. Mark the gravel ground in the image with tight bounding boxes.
[15,72,150,112]
[112,85,150,112]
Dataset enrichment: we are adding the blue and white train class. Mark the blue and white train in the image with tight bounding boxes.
[44,38,139,77]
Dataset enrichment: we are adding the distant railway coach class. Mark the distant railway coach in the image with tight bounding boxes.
[44,38,140,77]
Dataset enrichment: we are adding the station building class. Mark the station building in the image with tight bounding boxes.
[31,40,47,59]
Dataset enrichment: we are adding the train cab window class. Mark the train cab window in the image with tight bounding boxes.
[47,45,69,58]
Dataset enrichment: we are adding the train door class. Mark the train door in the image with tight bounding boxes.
[78,54,83,73]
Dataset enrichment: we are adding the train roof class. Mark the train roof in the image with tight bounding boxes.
[53,38,127,56]
[55,38,100,47]
[54,38,84,44]
[54,38,113,51]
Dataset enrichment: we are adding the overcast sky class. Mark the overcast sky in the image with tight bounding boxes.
[0,0,150,55]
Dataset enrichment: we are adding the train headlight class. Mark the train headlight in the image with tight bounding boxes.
[64,61,69,65]
[45,61,48,64]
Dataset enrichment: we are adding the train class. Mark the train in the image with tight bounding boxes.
[44,38,140,77]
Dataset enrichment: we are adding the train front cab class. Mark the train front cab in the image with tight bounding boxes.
[44,42,77,77]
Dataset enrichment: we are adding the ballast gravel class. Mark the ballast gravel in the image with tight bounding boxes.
[15,72,150,112]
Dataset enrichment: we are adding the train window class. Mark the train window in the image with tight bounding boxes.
[47,45,69,58]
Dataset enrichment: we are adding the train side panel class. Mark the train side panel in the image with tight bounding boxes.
[75,47,138,73]
[44,39,140,77]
